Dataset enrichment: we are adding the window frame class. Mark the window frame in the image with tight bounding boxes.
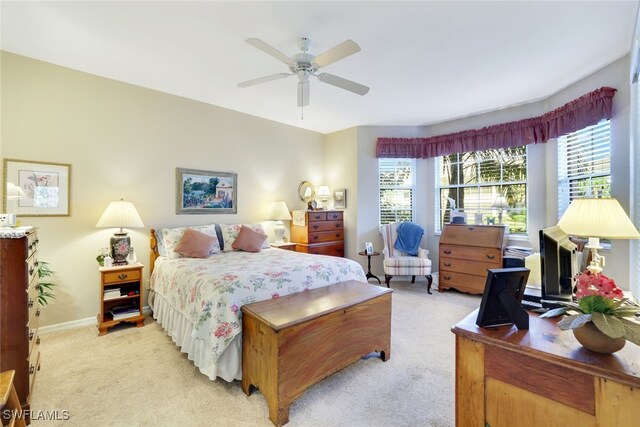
[434,147,529,236]
[378,158,416,226]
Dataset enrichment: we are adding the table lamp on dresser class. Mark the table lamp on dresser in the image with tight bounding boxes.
[96,199,144,265]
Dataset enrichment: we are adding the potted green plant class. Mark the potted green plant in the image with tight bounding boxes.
[540,270,640,354]
[37,261,57,306]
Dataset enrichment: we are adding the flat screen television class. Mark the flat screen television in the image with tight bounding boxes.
[476,268,530,329]
[539,226,578,307]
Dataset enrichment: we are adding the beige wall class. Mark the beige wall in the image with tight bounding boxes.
[1,52,325,326]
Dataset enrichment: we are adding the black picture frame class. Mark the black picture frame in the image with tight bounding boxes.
[476,267,530,329]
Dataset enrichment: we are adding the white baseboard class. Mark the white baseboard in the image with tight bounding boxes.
[40,306,151,334]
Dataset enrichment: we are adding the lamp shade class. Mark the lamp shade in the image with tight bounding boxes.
[6,182,26,200]
[96,200,145,230]
[266,201,292,221]
[557,198,640,239]
[317,186,331,198]
[491,195,509,209]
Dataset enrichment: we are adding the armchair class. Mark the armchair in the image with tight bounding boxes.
[379,222,433,294]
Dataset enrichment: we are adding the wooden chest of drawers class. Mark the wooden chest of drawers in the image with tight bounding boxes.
[438,224,505,295]
[242,281,392,426]
[1,227,41,424]
[291,210,344,257]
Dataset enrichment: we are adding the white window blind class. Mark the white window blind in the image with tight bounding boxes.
[379,158,415,225]
[557,120,611,219]
[633,83,640,298]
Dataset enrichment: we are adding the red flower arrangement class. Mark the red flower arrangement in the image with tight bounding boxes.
[574,271,623,300]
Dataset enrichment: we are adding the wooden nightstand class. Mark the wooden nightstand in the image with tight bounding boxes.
[98,263,144,335]
[270,242,297,251]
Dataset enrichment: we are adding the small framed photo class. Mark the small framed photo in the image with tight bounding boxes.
[365,242,374,255]
[333,188,347,209]
[3,158,71,217]
[176,167,237,214]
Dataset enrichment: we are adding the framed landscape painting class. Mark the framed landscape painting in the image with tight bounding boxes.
[3,158,71,216]
[176,168,237,214]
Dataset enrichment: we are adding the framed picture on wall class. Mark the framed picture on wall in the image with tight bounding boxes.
[333,188,347,209]
[3,158,71,216]
[176,167,237,214]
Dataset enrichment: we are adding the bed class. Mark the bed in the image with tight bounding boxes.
[148,226,367,382]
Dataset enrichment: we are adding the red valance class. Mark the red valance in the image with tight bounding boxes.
[376,86,616,158]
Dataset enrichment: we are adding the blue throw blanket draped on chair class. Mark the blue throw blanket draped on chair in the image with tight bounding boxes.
[394,222,424,256]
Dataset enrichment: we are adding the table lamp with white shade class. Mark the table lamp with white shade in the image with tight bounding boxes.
[266,201,292,244]
[96,199,144,265]
[317,185,331,209]
[557,198,640,275]
[492,195,510,224]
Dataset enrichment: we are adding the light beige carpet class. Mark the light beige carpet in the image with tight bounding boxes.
[31,282,479,426]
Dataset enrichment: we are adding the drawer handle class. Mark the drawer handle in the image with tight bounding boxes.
[36,309,41,317]
[467,227,475,231]
[35,238,39,245]
[335,233,340,237]
[36,337,41,345]
[486,254,496,260]
[443,275,452,280]
[29,267,34,276]
[332,214,338,219]
[118,273,128,280]
[28,299,34,308]
[29,331,34,340]
[335,224,341,228]
[313,225,319,229]
[29,365,35,375]
[313,236,319,240]
[443,249,451,255]
[28,243,34,250]
[314,215,321,219]
[444,262,451,267]
[35,260,39,266]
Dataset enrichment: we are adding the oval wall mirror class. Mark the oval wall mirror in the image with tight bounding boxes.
[298,181,315,202]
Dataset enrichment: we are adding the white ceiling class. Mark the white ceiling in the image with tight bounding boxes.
[2,1,638,134]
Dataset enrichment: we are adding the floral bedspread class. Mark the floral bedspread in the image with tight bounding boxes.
[150,248,367,361]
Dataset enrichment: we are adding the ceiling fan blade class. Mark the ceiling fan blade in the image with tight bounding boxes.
[316,73,370,96]
[238,73,291,88]
[298,81,310,107]
[314,40,361,68]
[245,38,291,65]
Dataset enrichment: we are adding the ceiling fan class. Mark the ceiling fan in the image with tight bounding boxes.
[237,37,370,108]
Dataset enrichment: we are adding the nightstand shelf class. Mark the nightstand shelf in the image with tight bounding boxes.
[98,263,144,335]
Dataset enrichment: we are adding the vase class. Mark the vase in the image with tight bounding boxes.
[572,322,626,354]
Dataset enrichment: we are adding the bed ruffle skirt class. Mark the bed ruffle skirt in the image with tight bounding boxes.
[149,290,242,382]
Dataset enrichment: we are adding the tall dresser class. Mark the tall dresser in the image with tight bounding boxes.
[438,224,506,294]
[291,210,344,257]
[1,227,41,424]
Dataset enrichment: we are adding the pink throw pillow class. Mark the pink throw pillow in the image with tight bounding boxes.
[232,225,268,253]
[174,228,216,258]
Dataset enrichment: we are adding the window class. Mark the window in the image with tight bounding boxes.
[435,147,528,234]
[379,158,415,225]
[557,119,611,219]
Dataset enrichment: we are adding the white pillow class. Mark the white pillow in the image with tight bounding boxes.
[219,224,270,252]
[161,224,221,259]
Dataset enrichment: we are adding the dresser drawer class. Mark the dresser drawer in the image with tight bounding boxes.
[439,258,497,277]
[29,350,40,392]
[308,221,343,232]
[440,224,504,248]
[439,270,488,294]
[28,280,40,322]
[103,269,141,285]
[326,211,343,221]
[309,230,344,243]
[440,245,501,264]
[27,253,39,286]
[28,315,40,355]
[308,212,327,222]
[296,242,344,257]
[27,231,39,259]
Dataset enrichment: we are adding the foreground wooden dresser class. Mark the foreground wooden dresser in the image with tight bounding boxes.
[291,210,344,257]
[452,309,639,427]
[438,224,505,294]
[242,281,392,426]
[0,227,41,424]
